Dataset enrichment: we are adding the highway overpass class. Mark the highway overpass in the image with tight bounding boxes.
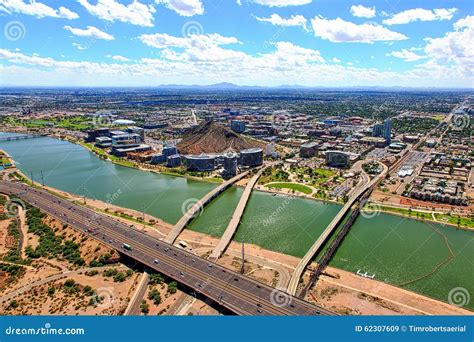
[0,180,333,316]
[165,171,249,244]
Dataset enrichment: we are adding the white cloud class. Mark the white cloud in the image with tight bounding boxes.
[109,55,130,62]
[453,15,474,30]
[139,33,239,49]
[311,17,407,43]
[78,0,156,27]
[156,0,203,16]
[64,25,114,41]
[271,41,324,64]
[255,14,307,29]
[350,5,376,19]
[423,15,474,77]
[0,47,471,88]
[332,57,341,63]
[0,0,78,19]
[248,0,311,7]
[384,8,457,25]
[140,33,244,63]
[72,43,87,50]
[387,49,426,62]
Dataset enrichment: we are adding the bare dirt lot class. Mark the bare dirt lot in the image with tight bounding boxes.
[1,269,138,315]
[305,268,472,316]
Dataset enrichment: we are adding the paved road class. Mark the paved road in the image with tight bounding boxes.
[165,171,249,244]
[1,180,333,316]
[124,271,149,315]
[210,164,272,260]
[195,246,291,289]
[0,265,126,304]
[287,161,388,296]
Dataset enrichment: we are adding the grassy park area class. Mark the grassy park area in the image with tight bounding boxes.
[266,182,313,195]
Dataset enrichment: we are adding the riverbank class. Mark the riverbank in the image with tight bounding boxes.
[363,202,474,231]
[73,139,224,185]
[5,131,469,232]
[3,172,471,315]
[1,136,473,312]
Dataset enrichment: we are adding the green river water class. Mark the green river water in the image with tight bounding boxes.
[1,133,472,309]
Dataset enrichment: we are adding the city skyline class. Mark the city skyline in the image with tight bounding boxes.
[0,0,473,88]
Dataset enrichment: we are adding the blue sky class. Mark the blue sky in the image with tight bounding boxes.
[0,0,472,87]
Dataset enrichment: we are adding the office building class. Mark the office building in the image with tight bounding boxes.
[372,119,392,145]
[151,154,167,165]
[111,144,151,157]
[231,120,246,134]
[86,128,110,142]
[95,136,112,148]
[111,133,141,147]
[300,142,319,158]
[223,153,238,178]
[185,155,216,172]
[126,126,145,142]
[162,145,178,157]
[167,154,181,168]
[240,148,263,167]
[325,150,351,167]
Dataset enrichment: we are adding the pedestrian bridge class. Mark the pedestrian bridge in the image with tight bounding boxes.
[164,171,250,244]
[287,161,388,296]
[210,163,274,260]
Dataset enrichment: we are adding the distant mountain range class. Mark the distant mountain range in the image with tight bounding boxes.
[153,82,472,91]
[0,83,472,91]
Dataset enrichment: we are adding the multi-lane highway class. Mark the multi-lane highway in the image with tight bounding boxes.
[0,180,334,316]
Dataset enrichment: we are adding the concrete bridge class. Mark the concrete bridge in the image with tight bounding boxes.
[298,190,372,298]
[0,134,42,142]
[209,163,275,260]
[287,161,388,296]
[1,180,333,316]
[164,171,250,244]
